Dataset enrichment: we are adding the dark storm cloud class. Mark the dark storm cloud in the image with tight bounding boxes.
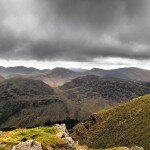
[0,0,150,61]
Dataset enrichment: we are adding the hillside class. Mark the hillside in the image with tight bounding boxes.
[86,67,150,81]
[0,78,54,100]
[0,124,142,150]
[0,124,87,150]
[49,67,77,78]
[72,95,150,150]
[29,67,150,87]
[0,75,5,84]
[42,67,80,87]
[0,76,150,129]
[60,75,150,120]
[0,66,49,78]
[0,78,69,130]
[4,67,150,87]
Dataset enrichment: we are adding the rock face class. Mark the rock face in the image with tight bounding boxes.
[55,124,76,150]
[12,140,43,150]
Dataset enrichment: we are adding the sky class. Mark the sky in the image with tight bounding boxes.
[0,0,150,69]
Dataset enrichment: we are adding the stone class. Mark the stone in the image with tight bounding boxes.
[129,146,144,150]
[55,124,77,149]
[56,132,68,138]
[12,140,43,150]
[64,137,75,149]
[55,124,68,133]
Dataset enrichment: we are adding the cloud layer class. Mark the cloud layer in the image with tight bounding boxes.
[0,0,150,62]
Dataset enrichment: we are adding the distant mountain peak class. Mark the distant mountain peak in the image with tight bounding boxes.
[51,67,74,72]
[90,68,105,71]
[50,67,77,78]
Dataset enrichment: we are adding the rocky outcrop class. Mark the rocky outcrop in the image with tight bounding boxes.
[129,146,144,150]
[55,124,77,149]
[10,124,144,150]
[11,124,87,150]
[12,140,43,150]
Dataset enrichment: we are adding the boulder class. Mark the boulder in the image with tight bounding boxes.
[64,137,76,149]
[129,146,144,150]
[55,124,69,139]
[55,124,68,133]
[55,124,76,149]
[12,140,43,150]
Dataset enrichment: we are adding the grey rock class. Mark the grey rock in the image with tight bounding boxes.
[129,146,144,150]
[64,137,76,149]
[12,140,43,150]
[55,124,77,149]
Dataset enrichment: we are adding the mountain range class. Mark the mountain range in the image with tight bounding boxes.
[0,67,150,87]
[0,66,149,149]
[0,66,49,78]
[0,74,150,129]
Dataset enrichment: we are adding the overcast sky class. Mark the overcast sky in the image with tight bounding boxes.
[0,0,150,69]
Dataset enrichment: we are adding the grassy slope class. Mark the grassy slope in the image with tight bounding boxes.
[0,126,132,150]
[0,126,64,150]
[72,95,150,150]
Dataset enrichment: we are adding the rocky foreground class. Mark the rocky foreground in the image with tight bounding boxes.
[0,124,144,150]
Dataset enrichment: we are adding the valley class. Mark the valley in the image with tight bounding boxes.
[0,67,149,150]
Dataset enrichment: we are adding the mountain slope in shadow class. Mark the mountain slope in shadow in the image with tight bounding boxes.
[60,75,150,120]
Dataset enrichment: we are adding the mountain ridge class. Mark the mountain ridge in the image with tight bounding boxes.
[1,66,150,87]
[71,94,150,150]
[60,75,150,120]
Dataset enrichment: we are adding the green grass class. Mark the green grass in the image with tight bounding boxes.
[72,94,150,150]
[0,126,137,150]
[0,126,64,150]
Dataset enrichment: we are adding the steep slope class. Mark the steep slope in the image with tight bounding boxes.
[0,78,54,100]
[42,67,80,87]
[60,75,150,120]
[72,95,150,150]
[0,78,68,129]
